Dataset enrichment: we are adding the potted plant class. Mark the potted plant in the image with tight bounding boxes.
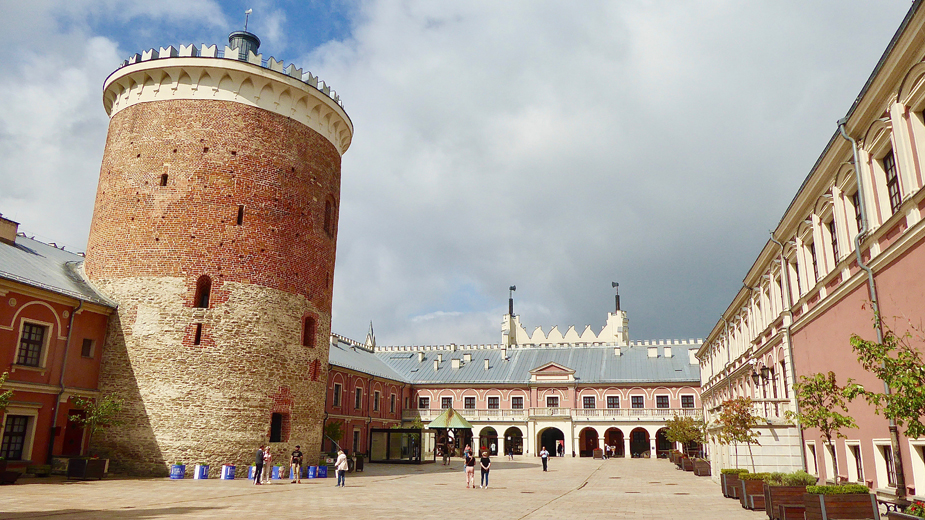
[739,473,771,510]
[66,394,123,479]
[763,470,817,520]
[716,397,762,473]
[888,500,925,519]
[169,462,186,479]
[803,484,878,520]
[693,458,711,477]
[721,468,749,499]
[665,414,705,467]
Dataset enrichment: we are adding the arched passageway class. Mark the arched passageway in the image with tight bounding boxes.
[605,427,624,458]
[655,428,672,458]
[579,427,599,457]
[479,427,498,455]
[539,427,564,457]
[503,427,523,456]
[630,428,650,458]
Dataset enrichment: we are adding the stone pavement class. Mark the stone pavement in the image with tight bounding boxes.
[0,457,768,519]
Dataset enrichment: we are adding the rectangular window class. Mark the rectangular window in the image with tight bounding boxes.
[0,415,28,460]
[374,391,380,412]
[807,443,818,474]
[583,396,595,409]
[80,338,94,358]
[487,397,499,409]
[17,323,46,367]
[681,395,695,408]
[828,220,839,261]
[809,242,819,282]
[418,397,430,409]
[606,396,620,409]
[353,430,360,453]
[511,396,523,409]
[851,445,863,482]
[355,388,362,410]
[656,396,669,409]
[441,397,452,409]
[883,444,897,486]
[390,394,395,414]
[631,396,644,409]
[852,192,863,232]
[464,397,475,409]
[883,150,902,215]
[546,396,559,408]
[333,384,342,407]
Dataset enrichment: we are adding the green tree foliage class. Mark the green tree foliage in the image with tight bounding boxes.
[0,372,13,421]
[848,326,925,439]
[323,421,344,449]
[68,394,124,453]
[786,371,857,478]
[664,414,705,456]
[715,397,762,471]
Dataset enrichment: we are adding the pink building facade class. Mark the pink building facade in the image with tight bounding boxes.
[698,1,925,503]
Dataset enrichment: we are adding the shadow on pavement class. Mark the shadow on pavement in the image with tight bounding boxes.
[1,506,225,519]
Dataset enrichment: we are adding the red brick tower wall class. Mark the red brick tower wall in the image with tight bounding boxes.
[85,51,351,475]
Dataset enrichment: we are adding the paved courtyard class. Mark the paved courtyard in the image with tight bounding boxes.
[0,457,768,519]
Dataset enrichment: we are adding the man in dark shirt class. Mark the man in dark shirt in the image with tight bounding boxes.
[290,445,304,483]
[254,445,264,485]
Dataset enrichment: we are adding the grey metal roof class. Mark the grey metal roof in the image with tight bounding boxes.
[329,337,407,382]
[374,345,700,385]
[0,236,116,307]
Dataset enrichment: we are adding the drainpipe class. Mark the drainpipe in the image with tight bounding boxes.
[837,118,906,500]
[47,299,82,462]
[770,233,807,472]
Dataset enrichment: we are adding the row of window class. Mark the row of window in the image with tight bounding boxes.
[805,440,925,490]
[331,384,396,414]
[14,322,96,368]
[418,395,696,410]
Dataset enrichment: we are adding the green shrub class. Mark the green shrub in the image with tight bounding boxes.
[740,472,772,481]
[782,470,817,486]
[765,472,786,486]
[805,484,869,495]
[720,468,750,475]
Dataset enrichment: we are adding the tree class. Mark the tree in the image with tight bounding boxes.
[323,421,343,451]
[664,414,705,456]
[68,394,124,455]
[0,372,13,422]
[848,326,925,438]
[715,397,762,471]
[786,371,857,478]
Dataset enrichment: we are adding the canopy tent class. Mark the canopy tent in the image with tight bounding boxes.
[427,407,473,429]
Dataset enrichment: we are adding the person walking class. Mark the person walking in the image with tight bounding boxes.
[335,449,349,487]
[262,447,273,484]
[540,446,549,472]
[479,451,491,489]
[507,446,514,461]
[290,445,303,483]
[253,445,264,485]
[465,449,476,488]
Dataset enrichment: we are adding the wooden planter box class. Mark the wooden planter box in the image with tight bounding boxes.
[67,458,106,480]
[779,504,806,520]
[681,458,694,471]
[722,473,744,498]
[740,479,766,510]
[693,460,711,476]
[763,484,809,520]
[802,493,878,520]
[886,512,922,520]
[669,451,679,464]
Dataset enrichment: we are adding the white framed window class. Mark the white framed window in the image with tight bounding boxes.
[823,443,837,483]
[463,396,476,409]
[582,396,595,409]
[546,396,559,408]
[680,395,695,408]
[441,397,451,409]
[418,397,430,409]
[845,441,863,484]
[606,396,620,408]
[487,396,499,409]
[16,321,51,368]
[873,439,898,489]
[0,406,39,461]
[909,440,925,496]
[806,441,818,475]
[631,396,644,409]
[511,396,524,409]
[332,383,342,407]
[655,395,669,409]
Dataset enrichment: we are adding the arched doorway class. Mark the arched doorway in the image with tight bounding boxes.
[655,428,672,458]
[479,427,499,455]
[503,427,523,456]
[630,427,650,458]
[579,427,599,457]
[539,427,564,457]
[605,427,624,458]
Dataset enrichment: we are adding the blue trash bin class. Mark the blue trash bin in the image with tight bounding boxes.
[317,466,328,478]
[170,464,186,479]
[307,466,317,479]
[221,465,235,480]
[194,464,209,479]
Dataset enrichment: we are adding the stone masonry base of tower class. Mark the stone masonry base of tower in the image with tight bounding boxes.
[94,278,327,476]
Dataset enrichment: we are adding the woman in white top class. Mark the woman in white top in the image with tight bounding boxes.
[335,450,349,487]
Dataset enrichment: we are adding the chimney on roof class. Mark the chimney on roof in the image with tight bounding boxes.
[664,346,672,358]
[689,348,698,365]
[437,353,443,363]
[418,352,425,363]
[648,345,657,358]
[434,359,439,371]
[484,359,490,371]
[0,215,19,246]
[451,358,460,369]
[614,346,621,357]
[463,353,471,363]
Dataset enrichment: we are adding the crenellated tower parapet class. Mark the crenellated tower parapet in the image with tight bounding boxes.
[103,36,352,155]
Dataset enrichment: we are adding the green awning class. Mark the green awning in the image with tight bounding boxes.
[427,407,473,429]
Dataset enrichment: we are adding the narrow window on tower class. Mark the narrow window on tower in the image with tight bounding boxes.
[323,198,336,237]
[194,275,211,308]
[160,174,168,186]
[193,323,203,345]
[236,205,245,226]
[302,317,316,347]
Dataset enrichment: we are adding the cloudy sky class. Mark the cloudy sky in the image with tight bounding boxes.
[0,1,914,346]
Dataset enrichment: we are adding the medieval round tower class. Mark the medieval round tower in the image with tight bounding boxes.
[85,31,352,475]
